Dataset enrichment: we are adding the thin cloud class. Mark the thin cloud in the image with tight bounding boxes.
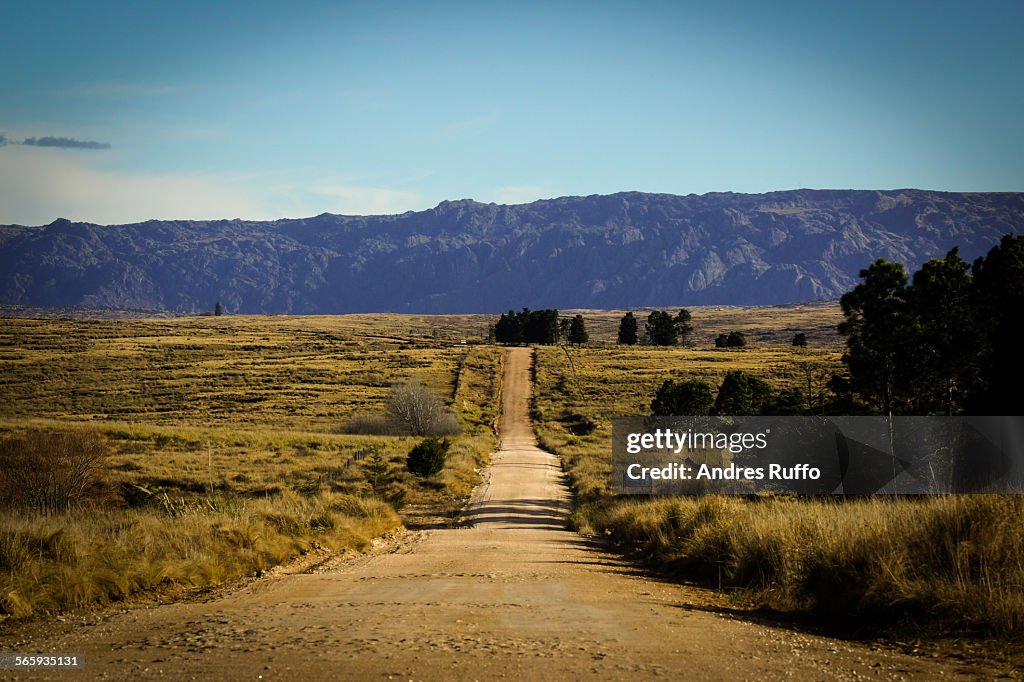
[21,136,111,150]
[0,146,426,225]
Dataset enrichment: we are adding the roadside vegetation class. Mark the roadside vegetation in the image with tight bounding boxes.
[0,314,501,618]
[531,237,1024,647]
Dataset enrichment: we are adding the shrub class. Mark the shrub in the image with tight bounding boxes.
[406,438,450,477]
[650,379,714,416]
[386,380,462,436]
[0,431,111,514]
[338,414,405,435]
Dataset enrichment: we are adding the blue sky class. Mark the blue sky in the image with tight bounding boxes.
[1,0,1022,225]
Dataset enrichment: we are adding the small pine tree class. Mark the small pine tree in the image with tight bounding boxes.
[792,332,808,347]
[567,314,588,345]
[214,301,223,316]
[617,312,639,345]
[361,446,406,507]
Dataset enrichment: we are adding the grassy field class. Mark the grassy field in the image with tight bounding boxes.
[531,304,1024,648]
[0,313,500,618]
[533,307,842,501]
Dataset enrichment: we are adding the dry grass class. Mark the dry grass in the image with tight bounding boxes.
[532,342,841,501]
[0,313,501,618]
[0,491,400,618]
[579,495,1024,638]
[531,303,1024,642]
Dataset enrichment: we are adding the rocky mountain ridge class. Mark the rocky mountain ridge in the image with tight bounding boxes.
[1,189,1020,313]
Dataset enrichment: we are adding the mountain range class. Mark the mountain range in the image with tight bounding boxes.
[1,189,1021,314]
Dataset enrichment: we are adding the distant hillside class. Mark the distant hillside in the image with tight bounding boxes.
[1,190,1021,313]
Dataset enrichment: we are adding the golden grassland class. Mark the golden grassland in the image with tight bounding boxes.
[533,343,842,501]
[531,305,1024,646]
[563,300,844,347]
[0,313,501,618]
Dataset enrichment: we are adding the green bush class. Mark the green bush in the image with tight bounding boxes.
[406,438,450,477]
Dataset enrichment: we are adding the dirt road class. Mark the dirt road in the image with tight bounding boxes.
[3,348,1007,680]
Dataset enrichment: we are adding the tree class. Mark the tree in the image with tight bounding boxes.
[969,235,1024,414]
[646,311,674,345]
[406,437,450,477]
[645,309,692,346]
[904,248,976,414]
[567,315,588,345]
[651,379,714,416]
[769,387,807,416]
[674,309,693,345]
[837,258,913,416]
[713,371,776,416]
[214,301,223,316]
[617,312,639,345]
[494,309,561,344]
[726,331,746,347]
[385,380,461,436]
[792,333,807,347]
[558,318,572,342]
[361,446,406,507]
[715,331,746,348]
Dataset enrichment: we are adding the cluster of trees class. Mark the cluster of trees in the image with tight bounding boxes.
[652,371,806,417]
[714,331,746,348]
[651,236,1023,417]
[617,310,692,346]
[493,308,588,345]
[835,235,1023,416]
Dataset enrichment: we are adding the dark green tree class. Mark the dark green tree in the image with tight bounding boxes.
[651,379,714,416]
[674,309,693,345]
[768,387,807,416]
[567,314,588,345]
[715,331,746,347]
[792,333,807,347]
[523,308,559,344]
[494,309,561,344]
[646,309,691,346]
[494,310,523,344]
[406,437,450,477]
[361,446,406,507]
[904,248,977,414]
[970,234,1024,414]
[214,301,222,316]
[617,312,639,345]
[713,370,776,416]
[837,258,913,416]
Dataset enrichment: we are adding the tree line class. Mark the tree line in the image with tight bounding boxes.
[493,308,588,345]
[649,234,1023,417]
[833,234,1023,416]
[617,310,692,346]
